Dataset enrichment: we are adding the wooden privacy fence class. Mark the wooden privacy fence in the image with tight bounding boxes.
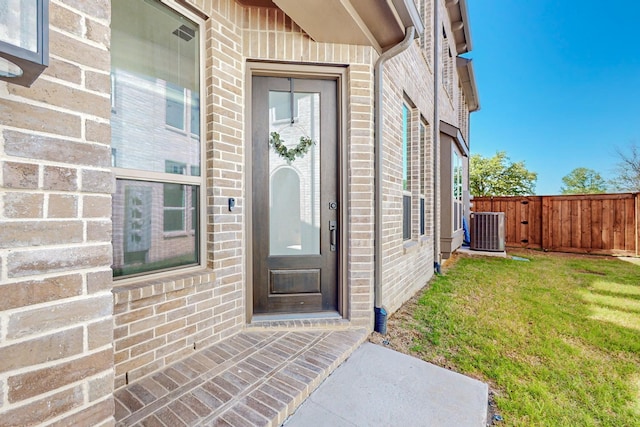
[472,193,639,257]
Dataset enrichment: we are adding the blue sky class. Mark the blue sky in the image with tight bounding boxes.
[466,0,640,195]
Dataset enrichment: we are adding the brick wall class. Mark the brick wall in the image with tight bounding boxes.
[379,40,437,314]
[0,1,114,425]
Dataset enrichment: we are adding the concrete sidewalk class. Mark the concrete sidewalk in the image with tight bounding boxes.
[283,342,488,427]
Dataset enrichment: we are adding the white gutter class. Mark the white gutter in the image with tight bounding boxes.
[373,26,415,332]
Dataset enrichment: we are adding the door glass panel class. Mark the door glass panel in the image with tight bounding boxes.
[268,91,321,255]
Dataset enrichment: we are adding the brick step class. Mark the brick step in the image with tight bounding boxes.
[114,329,367,426]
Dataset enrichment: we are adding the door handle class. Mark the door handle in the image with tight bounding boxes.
[329,221,337,252]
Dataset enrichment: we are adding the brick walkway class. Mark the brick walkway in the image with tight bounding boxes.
[114,328,368,426]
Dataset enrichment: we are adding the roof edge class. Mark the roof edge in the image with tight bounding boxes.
[456,56,480,112]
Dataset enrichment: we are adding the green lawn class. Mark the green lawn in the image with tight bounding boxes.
[400,251,640,426]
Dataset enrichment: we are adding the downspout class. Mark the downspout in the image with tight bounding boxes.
[433,2,442,274]
[374,26,415,334]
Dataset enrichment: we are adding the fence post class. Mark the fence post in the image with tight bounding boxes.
[633,193,640,256]
[541,196,549,251]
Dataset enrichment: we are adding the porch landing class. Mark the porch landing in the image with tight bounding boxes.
[114,328,368,426]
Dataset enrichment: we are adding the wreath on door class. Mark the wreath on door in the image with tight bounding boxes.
[269,131,315,162]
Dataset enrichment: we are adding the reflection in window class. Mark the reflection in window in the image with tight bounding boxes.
[163,184,186,232]
[402,103,411,240]
[113,180,198,277]
[111,0,201,278]
[453,151,463,232]
[166,82,185,130]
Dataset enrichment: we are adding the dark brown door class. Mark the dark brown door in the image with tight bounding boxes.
[252,76,339,315]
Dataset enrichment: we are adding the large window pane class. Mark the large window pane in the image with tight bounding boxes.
[166,82,186,130]
[111,0,201,278]
[402,104,411,240]
[111,0,200,174]
[402,105,409,191]
[112,180,199,277]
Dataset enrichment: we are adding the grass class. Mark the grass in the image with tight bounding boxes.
[402,251,640,426]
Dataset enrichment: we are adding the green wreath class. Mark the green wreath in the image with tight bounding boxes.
[269,131,315,162]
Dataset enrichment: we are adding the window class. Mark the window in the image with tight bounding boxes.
[402,103,411,240]
[419,0,433,66]
[165,82,185,130]
[111,0,202,278]
[441,28,453,96]
[453,151,463,232]
[165,84,200,136]
[419,120,429,236]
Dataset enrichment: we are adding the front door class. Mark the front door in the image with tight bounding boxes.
[252,76,339,315]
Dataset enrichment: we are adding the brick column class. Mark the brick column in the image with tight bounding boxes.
[0,1,115,425]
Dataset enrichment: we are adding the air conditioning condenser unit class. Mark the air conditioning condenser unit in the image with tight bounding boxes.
[470,212,505,252]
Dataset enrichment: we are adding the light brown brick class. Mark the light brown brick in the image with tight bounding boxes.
[7,244,112,279]
[8,348,112,402]
[3,193,44,218]
[87,269,113,294]
[85,120,111,145]
[3,130,110,167]
[47,398,115,427]
[114,352,155,377]
[0,274,83,311]
[50,1,83,35]
[0,220,83,248]
[87,219,112,242]
[88,318,114,350]
[86,70,111,93]
[48,194,78,218]
[7,294,112,339]
[81,169,114,194]
[0,385,84,426]
[0,99,81,138]
[8,77,111,119]
[130,336,166,358]
[62,0,110,21]
[44,57,82,84]
[115,330,154,352]
[88,372,115,402]
[0,327,83,374]
[43,165,78,191]
[86,18,111,48]
[2,161,39,189]
[50,30,109,71]
[83,195,111,217]
[155,297,186,314]
[114,306,154,326]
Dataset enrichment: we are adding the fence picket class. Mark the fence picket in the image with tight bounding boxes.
[472,193,638,256]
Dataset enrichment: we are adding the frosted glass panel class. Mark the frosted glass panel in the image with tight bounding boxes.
[0,1,38,52]
[269,91,321,255]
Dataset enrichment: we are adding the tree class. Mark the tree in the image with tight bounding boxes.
[470,151,537,196]
[610,143,640,192]
[560,167,607,194]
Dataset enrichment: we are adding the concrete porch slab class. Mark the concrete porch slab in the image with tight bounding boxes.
[284,342,489,427]
[456,246,507,258]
